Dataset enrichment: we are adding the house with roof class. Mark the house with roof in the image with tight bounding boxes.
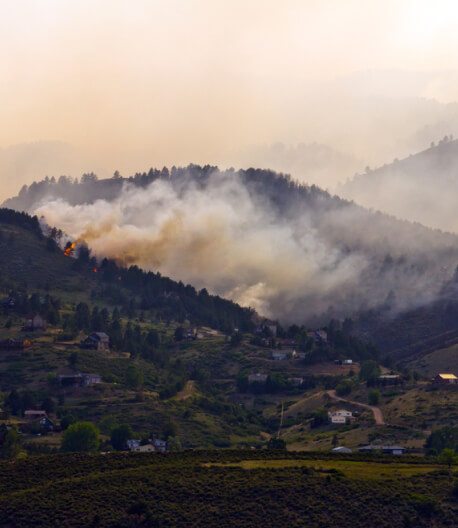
[433,373,457,385]
[358,445,405,455]
[22,410,55,433]
[183,328,197,340]
[133,443,155,452]
[82,373,102,386]
[127,439,141,450]
[24,410,47,420]
[24,313,46,332]
[81,332,110,351]
[152,438,167,452]
[328,410,353,424]
[377,374,402,385]
[56,372,83,387]
[56,371,102,387]
[255,320,277,337]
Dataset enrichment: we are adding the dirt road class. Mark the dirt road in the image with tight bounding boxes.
[327,390,385,425]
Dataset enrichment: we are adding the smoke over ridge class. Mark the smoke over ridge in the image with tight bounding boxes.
[23,168,458,323]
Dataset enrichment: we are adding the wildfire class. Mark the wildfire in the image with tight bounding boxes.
[93,268,98,273]
[64,242,76,256]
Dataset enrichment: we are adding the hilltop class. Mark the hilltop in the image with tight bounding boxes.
[3,165,458,325]
[338,136,458,233]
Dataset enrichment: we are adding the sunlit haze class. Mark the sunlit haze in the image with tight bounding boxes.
[2,0,458,200]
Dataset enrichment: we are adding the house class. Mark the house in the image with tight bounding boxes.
[24,410,48,420]
[255,320,277,337]
[433,373,457,385]
[332,446,352,454]
[133,444,155,452]
[343,359,353,365]
[56,372,83,387]
[81,332,110,351]
[0,338,32,350]
[24,313,46,332]
[309,329,328,343]
[382,446,406,455]
[272,350,287,360]
[57,371,101,387]
[127,439,141,451]
[288,377,303,386]
[152,438,167,452]
[82,373,102,386]
[248,373,268,384]
[328,410,353,424]
[21,412,55,433]
[358,445,405,455]
[183,328,197,340]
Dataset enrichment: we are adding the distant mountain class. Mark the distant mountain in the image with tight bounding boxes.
[4,166,458,324]
[338,137,458,233]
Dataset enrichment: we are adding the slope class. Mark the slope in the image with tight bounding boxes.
[338,137,458,233]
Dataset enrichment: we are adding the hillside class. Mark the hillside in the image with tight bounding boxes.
[3,166,458,325]
[0,209,456,459]
[338,137,458,233]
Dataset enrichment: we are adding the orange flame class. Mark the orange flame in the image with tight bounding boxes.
[64,242,76,256]
[93,268,98,273]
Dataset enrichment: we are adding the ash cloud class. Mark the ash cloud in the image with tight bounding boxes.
[27,168,458,324]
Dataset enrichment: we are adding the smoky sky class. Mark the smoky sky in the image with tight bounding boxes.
[3,1,458,200]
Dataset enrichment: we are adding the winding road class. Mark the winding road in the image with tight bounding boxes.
[327,390,385,425]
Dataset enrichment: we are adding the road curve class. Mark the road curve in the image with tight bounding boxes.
[327,390,385,425]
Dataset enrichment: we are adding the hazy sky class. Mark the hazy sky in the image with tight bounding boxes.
[2,0,458,199]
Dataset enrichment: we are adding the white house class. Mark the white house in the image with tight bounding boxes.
[272,350,287,360]
[134,444,155,453]
[328,410,353,424]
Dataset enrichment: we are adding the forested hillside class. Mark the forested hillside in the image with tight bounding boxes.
[4,165,458,324]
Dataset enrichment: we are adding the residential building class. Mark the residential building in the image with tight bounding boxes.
[81,332,110,351]
[24,313,46,332]
[328,410,353,424]
[434,373,457,385]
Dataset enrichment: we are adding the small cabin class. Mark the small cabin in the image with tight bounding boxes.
[433,373,457,385]
[81,332,110,351]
